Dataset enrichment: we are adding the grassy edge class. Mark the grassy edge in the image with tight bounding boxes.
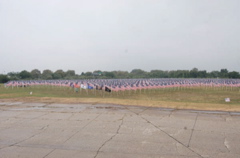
[1,96,240,112]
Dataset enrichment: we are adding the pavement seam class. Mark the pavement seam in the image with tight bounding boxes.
[140,115,204,158]
[187,113,199,147]
[0,120,54,150]
[62,113,103,144]
[0,117,59,150]
[0,130,46,150]
[125,107,204,158]
[0,108,101,152]
[66,113,75,120]
[43,149,56,158]
[93,114,125,158]
[137,107,151,114]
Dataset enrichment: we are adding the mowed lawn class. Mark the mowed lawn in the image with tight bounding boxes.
[0,84,240,112]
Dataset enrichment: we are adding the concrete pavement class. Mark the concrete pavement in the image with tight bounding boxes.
[0,101,240,158]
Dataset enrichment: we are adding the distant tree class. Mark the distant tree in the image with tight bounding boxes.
[19,70,31,79]
[65,70,75,77]
[198,70,207,78]
[209,71,220,78]
[168,71,176,78]
[181,70,190,78]
[190,68,199,78]
[42,70,53,80]
[52,73,61,79]
[53,70,66,79]
[113,71,129,78]
[64,70,76,79]
[130,69,147,78]
[85,72,93,76]
[104,71,115,78]
[31,69,41,79]
[7,72,20,80]
[220,69,229,78]
[0,75,10,83]
[4,68,240,79]
[149,70,163,78]
[174,70,190,78]
[228,71,240,79]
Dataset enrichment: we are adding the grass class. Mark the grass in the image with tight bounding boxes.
[0,84,240,111]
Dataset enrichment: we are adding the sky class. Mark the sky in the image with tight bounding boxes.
[0,0,240,74]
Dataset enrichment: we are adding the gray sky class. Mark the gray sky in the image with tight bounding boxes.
[1,0,240,74]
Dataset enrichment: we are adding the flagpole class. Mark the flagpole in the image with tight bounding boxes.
[86,85,88,95]
[80,85,82,95]
[103,87,104,98]
[94,86,96,96]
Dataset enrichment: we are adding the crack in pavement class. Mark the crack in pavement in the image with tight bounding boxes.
[43,149,55,158]
[0,112,53,149]
[168,110,175,117]
[66,113,75,120]
[39,124,49,131]
[62,113,103,144]
[136,107,151,115]
[0,114,61,150]
[187,113,199,147]
[30,112,50,120]
[141,115,203,158]
[125,107,204,158]
[0,108,102,153]
[0,123,51,151]
[93,114,125,158]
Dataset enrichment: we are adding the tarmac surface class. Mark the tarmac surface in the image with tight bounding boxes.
[0,101,240,158]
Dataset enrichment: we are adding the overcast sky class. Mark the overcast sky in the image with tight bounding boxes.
[1,0,240,74]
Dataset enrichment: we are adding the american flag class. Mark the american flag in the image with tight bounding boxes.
[4,78,240,91]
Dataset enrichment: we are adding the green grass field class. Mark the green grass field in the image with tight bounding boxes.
[0,84,240,111]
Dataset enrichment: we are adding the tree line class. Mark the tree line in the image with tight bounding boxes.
[0,68,240,83]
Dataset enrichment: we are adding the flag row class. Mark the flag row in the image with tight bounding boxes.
[4,78,240,92]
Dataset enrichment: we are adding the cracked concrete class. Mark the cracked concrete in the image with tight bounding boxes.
[187,113,199,147]
[93,115,125,158]
[138,114,204,158]
[0,101,240,158]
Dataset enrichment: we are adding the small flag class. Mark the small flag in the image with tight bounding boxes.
[105,87,111,92]
[81,84,87,89]
[225,98,230,102]
[96,86,103,90]
[88,85,93,89]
